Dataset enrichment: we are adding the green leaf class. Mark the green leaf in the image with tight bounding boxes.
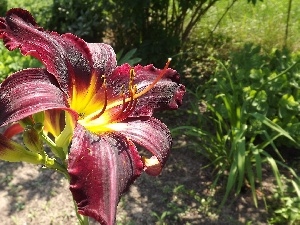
[252,147,263,184]
[249,68,264,80]
[292,180,300,197]
[221,160,238,207]
[236,135,246,192]
[245,156,258,207]
[250,112,296,143]
[117,48,142,66]
[264,153,283,193]
[278,94,299,116]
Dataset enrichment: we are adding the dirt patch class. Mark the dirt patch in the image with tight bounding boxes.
[0,143,271,225]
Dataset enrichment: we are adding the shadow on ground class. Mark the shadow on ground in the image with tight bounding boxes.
[0,161,66,215]
[0,140,270,224]
[116,144,269,225]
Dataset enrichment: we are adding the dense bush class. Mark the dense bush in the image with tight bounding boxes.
[0,43,42,82]
[47,0,105,42]
[0,0,8,16]
[173,43,300,207]
[5,0,260,68]
[220,44,300,147]
[102,0,220,67]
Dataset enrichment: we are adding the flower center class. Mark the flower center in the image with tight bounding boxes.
[77,59,171,133]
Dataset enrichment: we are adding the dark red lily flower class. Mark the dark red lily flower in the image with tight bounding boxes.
[0,8,185,225]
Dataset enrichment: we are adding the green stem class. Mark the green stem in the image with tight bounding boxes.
[72,200,90,225]
[46,158,89,224]
[44,156,69,179]
[41,132,66,160]
[82,215,90,225]
[56,113,74,156]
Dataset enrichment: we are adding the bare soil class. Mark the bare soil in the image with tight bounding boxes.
[0,141,272,225]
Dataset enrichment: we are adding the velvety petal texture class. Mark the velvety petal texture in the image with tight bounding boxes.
[88,43,116,77]
[0,68,69,126]
[107,117,172,175]
[0,8,116,97]
[107,64,185,117]
[68,125,143,225]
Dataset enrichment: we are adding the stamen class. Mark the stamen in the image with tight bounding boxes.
[111,99,137,123]
[108,82,136,123]
[113,92,128,119]
[129,68,135,84]
[105,58,171,111]
[121,98,137,119]
[81,59,171,125]
[85,76,108,121]
[133,58,171,99]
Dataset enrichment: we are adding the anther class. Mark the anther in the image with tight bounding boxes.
[132,58,171,99]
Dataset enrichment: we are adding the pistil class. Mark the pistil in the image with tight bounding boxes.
[81,59,171,129]
[103,58,171,111]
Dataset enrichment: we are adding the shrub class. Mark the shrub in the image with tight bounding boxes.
[0,43,42,82]
[47,0,105,42]
[173,43,300,206]
[104,0,220,67]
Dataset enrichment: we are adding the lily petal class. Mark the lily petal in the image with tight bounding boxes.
[133,64,185,111]
[0,68,70,126]
[3,123,24,139]
[107,117,172,175]
[0,9,116,96]
[87,43,116,77]
[68,124,143,225]
[44,110,65,138]
[108,64,185,117]
[141,155,162,176]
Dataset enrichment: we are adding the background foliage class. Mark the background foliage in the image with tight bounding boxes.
[47,0,105,42]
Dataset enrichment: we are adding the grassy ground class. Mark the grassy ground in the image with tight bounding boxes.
[194,0,300,51]
[6,0,300,51]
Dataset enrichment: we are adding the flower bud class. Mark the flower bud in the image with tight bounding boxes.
[0,134,43,164]
[23,126,43,153]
